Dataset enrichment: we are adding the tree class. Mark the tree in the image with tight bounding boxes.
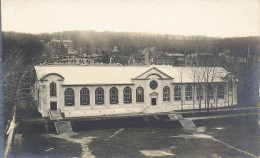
[177,66,184,111]
[2,49,41,124]
[101,51,110,64]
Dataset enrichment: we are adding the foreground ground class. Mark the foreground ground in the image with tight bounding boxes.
[11,115,260,158]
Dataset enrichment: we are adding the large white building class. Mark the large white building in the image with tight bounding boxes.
[33,65,237,118]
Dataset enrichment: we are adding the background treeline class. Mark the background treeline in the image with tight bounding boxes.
[38,30,259,57]
[3,31,259,60]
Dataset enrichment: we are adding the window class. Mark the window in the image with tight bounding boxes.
[123,87,132,104]
[196,85,203,100]
[163,86,170,102]
[80,88,90,105]
[217,85,225,99]
[208,85,214,99]
[174,86,181,101]
[185,86,192,101]
[110,87,118,104]
[95,87,104,105]
[136,87,144,103]
[65,88,74,106]
[228,80,233,92]
[150,80,158,90]
[50,82,56,97]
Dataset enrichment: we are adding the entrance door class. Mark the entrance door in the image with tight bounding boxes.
[50,102,57,110]
[151,98,157,106]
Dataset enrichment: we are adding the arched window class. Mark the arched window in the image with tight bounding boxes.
[163,86,170,102]
[174,86,181,101]
[50,82,56,97]
[95,87,104,105]
[65,88,74,106]
[217,85,225,99]
[185,86,192,101]
[136,87,144,103]
[228,80,233,92]
[80,88,90,105]
[123,87,132,104]
[208,85,214,99]
[110,87,118,104]
[196,85,203,100]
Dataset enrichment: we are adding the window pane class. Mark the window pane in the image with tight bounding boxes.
[110,87,118,104]
[174,86,181,101]
[208,85,214,99]
[185,86,192,101]
[124,87,132,103]
[163,86,170,102]
[217,85,225,99]
[50,82,56,97]
[65,88,74,106]
[80,88,90,105]
[196,85,203,100]
[136,87,144,103]
[95,88,104,105]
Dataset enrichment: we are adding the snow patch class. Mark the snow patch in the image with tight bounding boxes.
[196,127,206,133]
[140,150,174,157]
[214,127,223,130]
[46,133,96,158]
[106,128,125,140]
[171,133,213,139]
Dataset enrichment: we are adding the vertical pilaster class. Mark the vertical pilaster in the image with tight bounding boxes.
[119,86,124,107]
[132,85,136,106]
[105,86,110,108]
[90,86,95,109]
[74,87,80,110]
[181,85,185,108]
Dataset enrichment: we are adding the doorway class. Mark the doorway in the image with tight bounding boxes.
[151,98,157,106]
[50,102,57,110]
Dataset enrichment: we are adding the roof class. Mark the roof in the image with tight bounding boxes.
[35,65,229,85]
[165,53,185,57]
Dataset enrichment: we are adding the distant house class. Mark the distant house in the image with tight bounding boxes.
[50,39,75,54]
[141,47,162,65]
[187,52,214,66]
[139,47,185,66]
[33,65,237,118]
[161,53,185,66]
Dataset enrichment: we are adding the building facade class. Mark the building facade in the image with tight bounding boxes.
[33,65,237,118]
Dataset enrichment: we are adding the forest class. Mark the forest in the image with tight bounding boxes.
[3,31,259,61]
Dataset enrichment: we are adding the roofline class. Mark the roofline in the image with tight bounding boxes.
[171,81,227,84]
[40,73,65,80]
[62,83,135,86]
[134,67,173,79]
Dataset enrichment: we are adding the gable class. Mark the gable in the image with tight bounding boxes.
[133,67,173,80]
[40,73,65,81]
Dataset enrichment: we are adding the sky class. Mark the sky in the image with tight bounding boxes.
[2,0,260,37]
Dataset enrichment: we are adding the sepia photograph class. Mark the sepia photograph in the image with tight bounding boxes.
[1,0,260,157]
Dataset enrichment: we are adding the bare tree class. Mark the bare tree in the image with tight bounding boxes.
[2,50,40,128]
[188,66,198,110]
[178,66,184,111]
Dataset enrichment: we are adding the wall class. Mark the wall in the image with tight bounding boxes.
[37,73,236,118]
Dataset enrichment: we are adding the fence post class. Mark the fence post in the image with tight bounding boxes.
[4,105,16,158]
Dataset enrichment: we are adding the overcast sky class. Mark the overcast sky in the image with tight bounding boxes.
[2,0,260,37]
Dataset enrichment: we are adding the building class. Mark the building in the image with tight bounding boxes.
[139,47,185,66]
[50,39,75,54]
[187,52,214,66]
[33,65,237,118]
[161,53,185,66]
[61,54,94,65]
[141,47,162,65]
